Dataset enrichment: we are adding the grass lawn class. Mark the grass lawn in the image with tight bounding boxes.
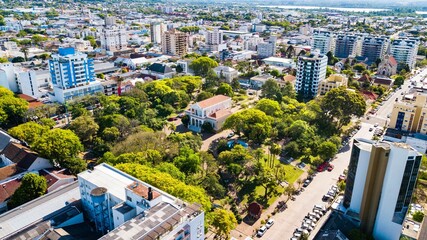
[282,163,304,184]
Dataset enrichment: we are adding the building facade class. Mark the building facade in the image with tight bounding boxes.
[391,38,419,70]
[205,28,223,45]
[78,163,204,239]
[99,26,128,51]
[389,93,427,134]
[213,66,238,83]
[312,30,335,54]
[185,95,232,133]
[150,22,167,44]
[257,36,277,58]
[161,29,188,57]
[361,36,390,65]
[295,53,328,99]
[334,34,361,58]
[344,138,421,240]
[318,74,348,95]
[49,47,103,103]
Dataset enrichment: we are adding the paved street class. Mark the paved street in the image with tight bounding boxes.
[260,123,374,240]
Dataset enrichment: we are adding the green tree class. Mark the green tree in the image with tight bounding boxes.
[318,141,338,160]
[209,209,237,240]
[8,173,47,209]
[353,63,366,72]
[216,83,234,97]
[255,99,282,117]
[0,56,8,63]
[8,122,49,145]
[31,34,48,45]
[261,79,282,101]
[155,162,186,181]
[173,146,201,175]
[0,87,29,126]
[196,91,214,102]
[101,126,120,142]
[189,57,218,77]
[320,87,366,129]
[413,211,424,222]
[394,75,405,87]
[69,115,99,143]
[11,56,25,63]
[33,129,83,166]
[61,157,86,175]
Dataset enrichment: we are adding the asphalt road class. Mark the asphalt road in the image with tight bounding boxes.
[260,123,375,240]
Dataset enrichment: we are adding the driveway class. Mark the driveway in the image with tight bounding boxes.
[259,123,374,240]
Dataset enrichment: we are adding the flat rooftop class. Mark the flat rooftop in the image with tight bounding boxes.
[100,202,202,240]
[0,182,80,238]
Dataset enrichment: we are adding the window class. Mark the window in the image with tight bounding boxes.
[126,196,132,202]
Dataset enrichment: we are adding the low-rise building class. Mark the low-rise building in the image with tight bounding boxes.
[213,66,239,83]
[389,93,427,134]
[318,74,348,95]
[185,95,232,133]
[262,57,296,69]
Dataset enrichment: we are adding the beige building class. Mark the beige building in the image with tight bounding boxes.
[318,74,348,95]
[161,29,188,57]
[389,94,427,134]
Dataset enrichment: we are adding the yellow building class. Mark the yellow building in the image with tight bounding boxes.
[389,94,427,134]
[318,74,348,95]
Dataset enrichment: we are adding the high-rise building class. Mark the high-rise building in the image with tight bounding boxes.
[312,30,335,54]
[79,163,205,239]
[257,36,277,58]
[0,63,19,92]
[334,34,361,58]
[49,47,103,103]
[150,22,167,44]
[205,28,223,45]
[361,36,390,65]
[389,93,427,134]
[98,26,128,51]
[344,138,421,240]
[295,52,328,99]
[161,29,188,57]
[104,16,116,27]
[391,38,419,70]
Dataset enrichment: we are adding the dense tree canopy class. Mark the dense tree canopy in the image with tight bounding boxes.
[0,87,29,126]
[69,115,99,143]
[8,173,47,209]
[8,122,50,145]
[189,57,219,77]
[209,209,237,239]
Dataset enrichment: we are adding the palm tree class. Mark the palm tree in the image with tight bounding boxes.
[21,47,28,61]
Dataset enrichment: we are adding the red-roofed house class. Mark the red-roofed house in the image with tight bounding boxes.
[377,55,398,77]
[0,142,52,171]
[185,95,232,133]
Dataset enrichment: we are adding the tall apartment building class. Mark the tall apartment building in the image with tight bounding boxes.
[205,28,223,45]
[78,163,205,239]
[49,47,103,103]
[391,38,419,70]
[389,93,427,134]
[257,36,277,58]
[0,63,19,92]
[295,52,328,99]
[344,138,421,240]
[334,34,361,58]
[161,29,188,57]
[312,30,335,54]
[150,22,167,44]
[98,26,128,51]
[361,36,390,65]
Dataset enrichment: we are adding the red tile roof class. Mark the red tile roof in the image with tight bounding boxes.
[0,164,25,181]
[196,95,231,109]
[127,182,160,200]
[388,56,398,66]
[208,109,232,119]
[0,179,22,203]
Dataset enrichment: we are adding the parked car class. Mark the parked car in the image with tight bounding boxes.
[303,179,311,187]
[327,164,334,172]
[374,123,379,127]
[297,162,306,169]
[369,127,374,131]
[227,132,235,138]
[339,174,346,181]
[257,226,267,237]
[266,219,274,228]
[322,194,334,202]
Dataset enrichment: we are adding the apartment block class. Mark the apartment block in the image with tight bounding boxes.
[312,30,335,54]
[257,36,277,58]
[318,74,348,95]
[344,139,421,240]
[205,28,223,45]
[99,26,128,51]
[295,52,328,99]
[150,22,167,44]
[391,38,419,70]
[389,93,427,134]
[161,29,188,57]
[335,34,361,58]
[361,36,390,65]
[49,47,103,103]
[78,163,204,239]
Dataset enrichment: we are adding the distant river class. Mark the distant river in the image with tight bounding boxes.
[258,5,390,12]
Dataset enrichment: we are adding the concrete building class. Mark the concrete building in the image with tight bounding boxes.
[213,66,238,83]
[49,47,103,103]
[312,30,335,54]
[391,38,419,70]
[318,74,348,95]
[244,35,263,51]
[98,26,128,52]
[78,163,204,239]
[150,22,167,44]
[389,93,427,134]
[185,95,232,133]
[361,36,390,65]
[205,28,223,45]
[0,63,18,92]
[335,34,361,58]
[257,36,277,58]
[343,138,421,240]
[262,57,296,68]
[295,52,328,99]
[161,29,188,57]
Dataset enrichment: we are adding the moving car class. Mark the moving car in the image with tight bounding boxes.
[266,219,275,228]
[257,226,267,237]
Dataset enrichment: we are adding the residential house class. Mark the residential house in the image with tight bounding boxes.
[185,95,232,133]
[213,66,239,83]
[144,63,174,79]
[0,142,52,171]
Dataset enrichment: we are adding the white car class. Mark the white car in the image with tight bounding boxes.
[257,226,267,237]
[266,219,274,228]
